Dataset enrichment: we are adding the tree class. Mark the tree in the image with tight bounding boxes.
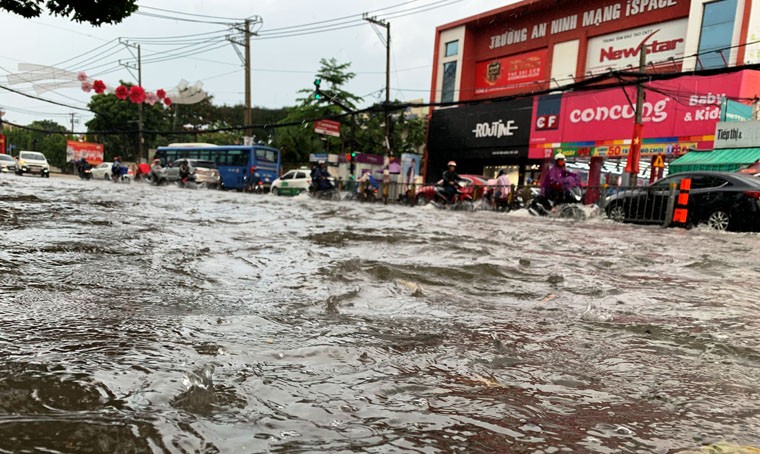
[1,120,68,168]
[85,83,170,161]
[2,0,138,26]
[273,58,362,165]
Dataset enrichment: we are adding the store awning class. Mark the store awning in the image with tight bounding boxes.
[669,148,760,174]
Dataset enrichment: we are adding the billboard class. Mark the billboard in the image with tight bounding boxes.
[66,140,104,164]
[714,121,760,149]
[585,18,687,73]
[529,72,750,158]
[475,49,548,95]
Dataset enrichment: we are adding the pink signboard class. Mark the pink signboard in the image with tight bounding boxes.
[529,71,757,158]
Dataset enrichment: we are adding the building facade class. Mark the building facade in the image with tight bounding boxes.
[426,0,760,184]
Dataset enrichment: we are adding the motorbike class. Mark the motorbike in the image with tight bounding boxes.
[431,182,474,210]
[147,168,168,186]
[244,176,265,193]
[528,186,586,220]
[309,179,341,201]
[78,163,92,180]
[357,184,379,203]
[178,172,196,189]
[111,166,131,183]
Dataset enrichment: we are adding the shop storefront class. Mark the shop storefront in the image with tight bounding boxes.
[426,97,533,182]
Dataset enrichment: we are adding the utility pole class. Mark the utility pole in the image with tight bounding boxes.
[68,113,78,135]
[626,44,647,187]
[228,17,262,144]
[363,14,391,156]
[119,40,144,162]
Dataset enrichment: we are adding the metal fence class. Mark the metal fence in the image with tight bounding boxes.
[332,180,680,227]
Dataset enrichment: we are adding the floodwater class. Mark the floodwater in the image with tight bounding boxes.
[1,174,759,453]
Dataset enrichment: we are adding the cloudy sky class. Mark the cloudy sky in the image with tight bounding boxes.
[0,0,506,129]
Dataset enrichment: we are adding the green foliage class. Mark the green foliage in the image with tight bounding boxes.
[1,0,138,25]
[2,120,69,168]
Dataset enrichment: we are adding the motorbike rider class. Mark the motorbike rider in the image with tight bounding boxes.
[535,153,581,212]
[441,161,463,203]
[149,159,163,180]
[245,165,262,191]
[495,169,511,201]
[311,160,332,191]
[357,170,379,196]
[111,156,122,182]
[178,159,192,182]
[77,157,91,178]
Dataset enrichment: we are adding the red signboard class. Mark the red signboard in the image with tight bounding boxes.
[66,140,104,164]
[529,71,760,158]
[475,49,547,95]
[314,119,341,138]
[0,134,5,154]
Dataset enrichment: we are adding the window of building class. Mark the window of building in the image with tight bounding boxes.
[441,61,457,103]
[444,40,459,57]
[697,0,738,69]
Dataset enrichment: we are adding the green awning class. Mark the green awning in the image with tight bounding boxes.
[669,148,760,174]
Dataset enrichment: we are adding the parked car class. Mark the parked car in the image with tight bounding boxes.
[0,154,16,173]
[271,168,312,196]
[90,162,133,182]
[415,174,489,205]
[605,171,760,231]
[15,151,49,177]
[165,159,221,188]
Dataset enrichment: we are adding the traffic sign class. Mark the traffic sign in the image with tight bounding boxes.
[314,119,341,138]
[652,154,665,168]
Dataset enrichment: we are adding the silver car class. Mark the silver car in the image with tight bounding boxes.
[166,159,221,189]
[0,154,16,173]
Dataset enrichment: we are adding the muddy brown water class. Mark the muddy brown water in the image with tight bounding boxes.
[1,174,759,453]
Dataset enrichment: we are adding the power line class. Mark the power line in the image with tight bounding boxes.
[0,83,91,112]
[134,11,239,26]
[139,5,248,21]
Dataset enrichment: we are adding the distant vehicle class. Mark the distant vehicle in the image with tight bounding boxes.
[91,162,132,182]
[15,151,49,177]
[165,159,221,189]
[0,154,16,173]
[155,145,281,191]
[271,168,312,196]
[606,171,760,231]
[415,174,488,205]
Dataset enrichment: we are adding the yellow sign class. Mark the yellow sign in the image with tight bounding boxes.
[652,154,665,168]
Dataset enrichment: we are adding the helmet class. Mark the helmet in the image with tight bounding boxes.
[554,153,566,161]
[447,161,457,167]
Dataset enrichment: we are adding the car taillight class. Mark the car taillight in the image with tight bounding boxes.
[744,191,760,199]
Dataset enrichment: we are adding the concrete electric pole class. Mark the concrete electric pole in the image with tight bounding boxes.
[628,44,647,187]
[228,17,262,144]
[119,40,144,162]
[363,14,391,156]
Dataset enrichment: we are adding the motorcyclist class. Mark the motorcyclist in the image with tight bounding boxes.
[111,156,122,182]
[495,169,511,201]
[149,159,164,183]
[311,160,332,191]
[540,153,580,204]
[135,161,151,181]
[441,161,463,203]
[178,159,192,182]
[245,165,262,191]
[357,170,379,197]
[77,157,91,178]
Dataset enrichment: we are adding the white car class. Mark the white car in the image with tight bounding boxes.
[0,154,16,173]
[91,162,132,182]
[271,168,312,196]
[15,151,50,177]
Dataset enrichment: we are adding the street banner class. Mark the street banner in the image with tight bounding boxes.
[624,123,643,173]
[66,140,104,164]
[400,153,421,185]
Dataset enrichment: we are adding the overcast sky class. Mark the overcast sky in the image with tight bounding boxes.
[0,0,506,129]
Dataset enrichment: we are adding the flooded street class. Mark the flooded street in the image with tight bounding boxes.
[1,174,759,453]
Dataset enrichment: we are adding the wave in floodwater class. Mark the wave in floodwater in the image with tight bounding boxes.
[1,174,760,453]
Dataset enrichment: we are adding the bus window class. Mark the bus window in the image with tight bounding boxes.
[229,150,248,167]
[256,149,275,162]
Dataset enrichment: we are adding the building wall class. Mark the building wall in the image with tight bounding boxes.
[433,26,466,103]
[682,0,747,71]
[431,0,692,102]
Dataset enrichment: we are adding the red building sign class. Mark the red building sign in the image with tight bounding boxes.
[475,49,548,95]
